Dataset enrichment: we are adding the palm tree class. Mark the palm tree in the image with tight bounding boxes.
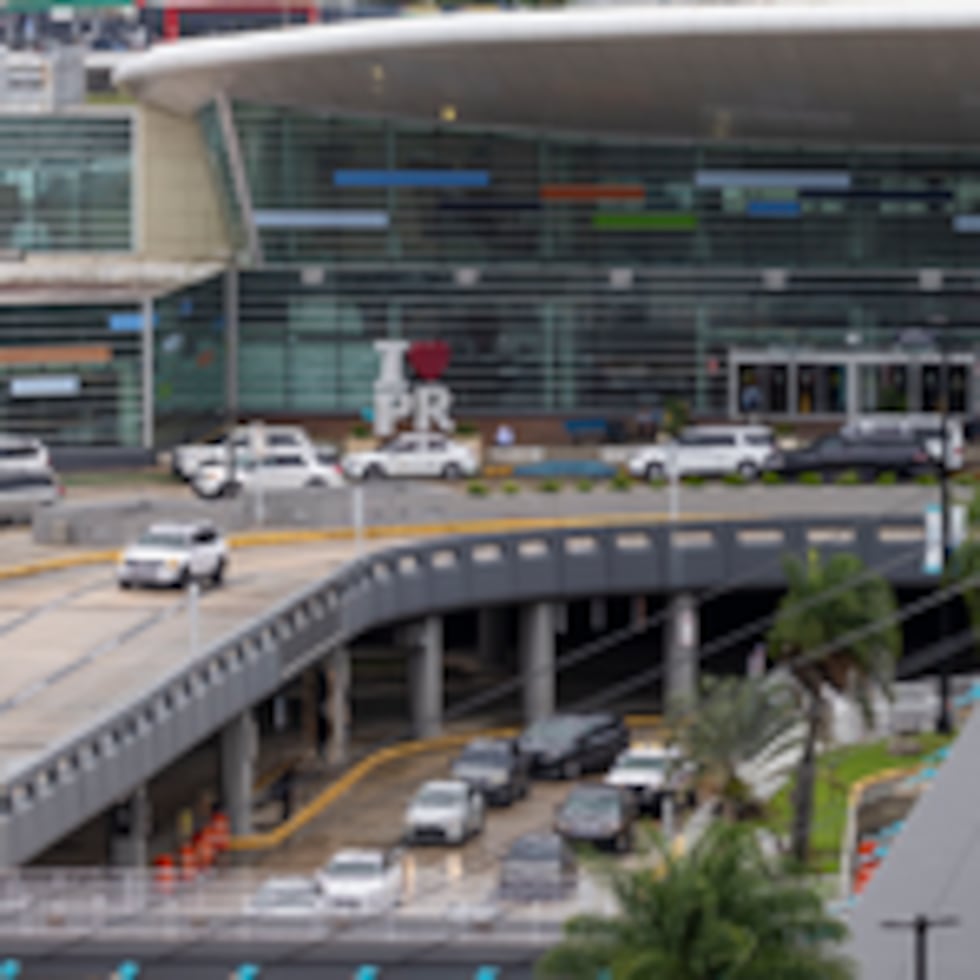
[668,674,800,820]
[536,823,854,980]
[767,550,900,865]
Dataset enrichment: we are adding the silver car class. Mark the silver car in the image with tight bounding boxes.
[0,469,60,524]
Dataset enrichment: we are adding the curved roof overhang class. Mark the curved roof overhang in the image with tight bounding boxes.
[116,2,980,146]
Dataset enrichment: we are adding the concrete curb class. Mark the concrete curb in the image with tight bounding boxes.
[0,513,730,583]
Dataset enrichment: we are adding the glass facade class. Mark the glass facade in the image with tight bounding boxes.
[0,113,132,252]
[164,103,980,426]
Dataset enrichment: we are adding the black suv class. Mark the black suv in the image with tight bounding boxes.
[766,431,933,481]
[518,713,630,780]
[555,784,638,853]
[449,738,530,806]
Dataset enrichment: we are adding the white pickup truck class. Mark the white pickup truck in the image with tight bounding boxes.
[172,424,328,481]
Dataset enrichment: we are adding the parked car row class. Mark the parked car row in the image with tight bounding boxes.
[626,415,964,483]
[174,424,479,491]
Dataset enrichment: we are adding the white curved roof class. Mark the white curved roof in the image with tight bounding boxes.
[117,1,980,144]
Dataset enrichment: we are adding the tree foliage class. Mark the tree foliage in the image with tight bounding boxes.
[536,823,854,980]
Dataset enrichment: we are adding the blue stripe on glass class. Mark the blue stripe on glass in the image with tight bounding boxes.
[473,968,500,980]
[746,200,801,218]
[953,215,980,233]
[253,210,389,230]
[109,311,158,331]
[695,170,851,190]
[354,967,380,980]
[334,169,490,188]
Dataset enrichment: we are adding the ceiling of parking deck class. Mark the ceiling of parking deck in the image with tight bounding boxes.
[116,3,980,145]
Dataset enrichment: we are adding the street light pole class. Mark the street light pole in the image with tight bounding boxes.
[881,914,959,980]
[937,327,953,734]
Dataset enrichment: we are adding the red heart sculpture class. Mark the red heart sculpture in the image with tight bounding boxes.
[407,340,451,381]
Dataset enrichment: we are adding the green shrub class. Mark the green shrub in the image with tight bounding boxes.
[610,472,633,492]
[954,471,979,486]
[502,481,520,495]
[875,471,898,486]
[350,422,371,438]
[539,479,562,494]
[916,473,940,486]
[682,474,706,487]
[761,470,783,486]
[722,472,747,487]
[649,477,668,490]
[836,469,861,486]
[456,422,479,436]
[799,471,824,486]
[466,481,489,497]
[576,478,594,493]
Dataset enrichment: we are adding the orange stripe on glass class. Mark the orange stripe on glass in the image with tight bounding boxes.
[540,184,646,202]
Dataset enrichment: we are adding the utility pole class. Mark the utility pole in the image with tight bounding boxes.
[881,914,959,980]
[937,325,953,734]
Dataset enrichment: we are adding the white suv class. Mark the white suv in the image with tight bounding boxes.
[173,424,326,481]
[117,521,228,589]
[191,449,345,499]
[627,425,775,481]
[0,434,50,473]
[343,433,478,481]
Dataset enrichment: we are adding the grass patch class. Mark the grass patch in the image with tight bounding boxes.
[609,473,633,492]
[466,481,489,497]
[722,472,747,487]
[915,473,939,486]
[502,481,520,495]
[538,479,562,494]
[576,478,594,493]
[835,469,861,486]
[761,471,783,486]
[763,733,953,874]
[62,468,177,488]
[649,477,668,490]
[681,474,706,487]
[798,471,824,486]
[875,471,898,486]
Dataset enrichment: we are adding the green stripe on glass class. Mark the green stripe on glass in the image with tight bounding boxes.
[592,212,698,232]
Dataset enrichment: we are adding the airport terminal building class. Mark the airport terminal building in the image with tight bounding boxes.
[6,1,980,448]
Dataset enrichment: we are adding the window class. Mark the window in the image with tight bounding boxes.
[267,433,300,447]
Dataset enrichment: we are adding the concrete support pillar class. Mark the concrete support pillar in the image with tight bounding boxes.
[408,617,443,739]
[665,592,700,708]
[221,709,257,837]
[326,647,351,766]
[520,601,555,724]
[476,607,506,667]
[109,784,150,867]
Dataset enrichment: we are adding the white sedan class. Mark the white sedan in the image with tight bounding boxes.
[246,876,325,918]
[318,848,404,915]
[191,450,345,499]
[403,779,485,845]
[117,522,228,589]
[343,433,478,481]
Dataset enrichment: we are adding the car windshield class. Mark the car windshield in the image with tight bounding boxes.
[325,859,382,878]
[616,755,667,772]
[562,791,619,818]
[253,882,318,907]
[522,717,587,746]
[137,531,189,549]
[458,747,508,767]
[415,786,464,807]
[508,837,560,861]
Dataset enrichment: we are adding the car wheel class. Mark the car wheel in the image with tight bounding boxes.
[562,758,581,780]
[177,568,191,590]
[736,461,759,481]
[363,464,385,481]
[306,477,326,488]
[442,463,462,480]
[118,580,132,591]
[645,462,665,481]
[211,559,226,587]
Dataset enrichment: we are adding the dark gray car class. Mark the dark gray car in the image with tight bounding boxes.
[766,432,933,481]
[499,832,577,901]
[450,738,529,806]
[555,784,637,853]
